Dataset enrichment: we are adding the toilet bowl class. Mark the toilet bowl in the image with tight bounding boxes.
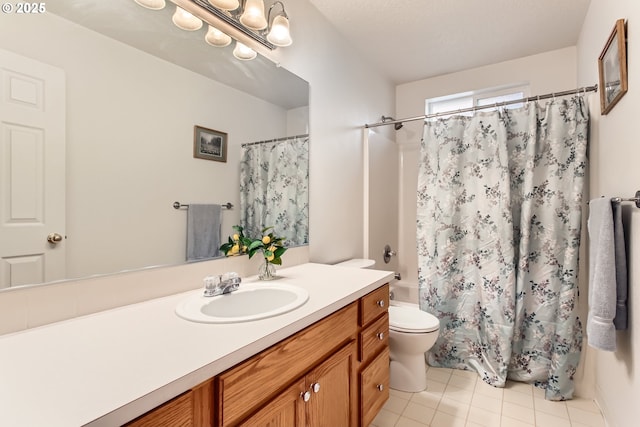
[388,301,440,392]
[332,259,441,392]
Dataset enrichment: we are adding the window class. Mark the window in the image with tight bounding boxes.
[426,85,529,119]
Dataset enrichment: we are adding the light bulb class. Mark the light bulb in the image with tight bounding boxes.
[134,0,165,10]
[205,25,232,47]
[172,6,203,31]
[267,14,292,47]
[208,0,239,10]
[239,0,267,30]
[233,41,257,60]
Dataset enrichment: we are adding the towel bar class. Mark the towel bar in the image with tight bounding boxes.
[610,190,640,208]
[173,201,233,210]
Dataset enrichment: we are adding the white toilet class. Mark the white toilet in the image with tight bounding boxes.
[333,259,441,393]
[388,301,440,392]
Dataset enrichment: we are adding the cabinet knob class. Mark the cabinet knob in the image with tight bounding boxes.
[376,332,384,340]
[311,382,320,393]
[376,300,385,308]
[376,384,384,392]
[301,390,311,402]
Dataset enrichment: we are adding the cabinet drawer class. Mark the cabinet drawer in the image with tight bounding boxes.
[217,302,358,427]
[359,312,388,364]
[360,347,389,427]
[359,284,389,326]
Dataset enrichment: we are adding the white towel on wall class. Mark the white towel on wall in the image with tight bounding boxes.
[186,204,222,262]
[587,198,617,351]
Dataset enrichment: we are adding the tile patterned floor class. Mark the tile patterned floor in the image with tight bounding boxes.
[370,366,606,427]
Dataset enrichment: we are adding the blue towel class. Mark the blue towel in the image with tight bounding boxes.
[186,204,222,262]
[587,198,617,351]
[612,201,628,330]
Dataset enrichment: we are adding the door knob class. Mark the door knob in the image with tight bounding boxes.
[301,390,311,402]
[311,382,320,393]
[376,332,384,340]
[47,233,63,244]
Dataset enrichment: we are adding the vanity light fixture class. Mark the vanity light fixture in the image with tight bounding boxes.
[239,0,268,30]
[208,0,239,10]
[233,41,257,60]
[134,0,166,9]
[134,0,293,61]
[205,24,233,46]
[172,6,204,30]
[266,1,291,47]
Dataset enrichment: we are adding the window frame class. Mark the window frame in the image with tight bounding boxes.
[425,84,530,119]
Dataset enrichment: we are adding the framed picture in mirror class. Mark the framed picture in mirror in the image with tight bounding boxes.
[598,19,627,115]
[194,125,227,162]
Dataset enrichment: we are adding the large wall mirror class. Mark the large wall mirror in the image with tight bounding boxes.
[0,0,309,289]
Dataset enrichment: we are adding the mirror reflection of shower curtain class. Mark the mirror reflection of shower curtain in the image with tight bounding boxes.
[240,135,309,246]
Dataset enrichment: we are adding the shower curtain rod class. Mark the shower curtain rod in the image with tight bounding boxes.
[241,133,309,148]
[364,84,598,129]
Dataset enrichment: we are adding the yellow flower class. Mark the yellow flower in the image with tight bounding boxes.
[266,253,275,261]
[268,245,276,252]
[262,235,271,244]
[230,244,240,254]
[242,245,248,252]
[232,233,240,241]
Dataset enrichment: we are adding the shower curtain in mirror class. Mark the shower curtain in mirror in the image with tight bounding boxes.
[417,96,588,400]
[240,135,309,246]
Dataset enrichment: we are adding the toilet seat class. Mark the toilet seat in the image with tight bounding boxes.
[389,305,439,333]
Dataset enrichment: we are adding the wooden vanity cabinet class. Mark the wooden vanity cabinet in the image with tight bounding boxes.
[357,284,390,427]
[216,302,359,426]
[122,283,390,427]
[238,341,356,427]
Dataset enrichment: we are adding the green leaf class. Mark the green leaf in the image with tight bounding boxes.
[271,258,282,265]
[248,240,263,251]
[274,247,287,258]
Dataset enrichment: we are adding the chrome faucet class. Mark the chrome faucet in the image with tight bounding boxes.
[203,273,241,297]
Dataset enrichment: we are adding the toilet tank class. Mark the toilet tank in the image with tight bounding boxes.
[334,259,376,269]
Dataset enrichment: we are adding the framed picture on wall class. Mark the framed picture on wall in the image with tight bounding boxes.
[193,125,227,162]
[598,19,628,115]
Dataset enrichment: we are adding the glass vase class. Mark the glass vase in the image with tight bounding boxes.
[258,259,277,280]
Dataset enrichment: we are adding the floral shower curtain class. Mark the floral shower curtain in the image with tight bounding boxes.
[417,96,588,400]
[240,135,309,246]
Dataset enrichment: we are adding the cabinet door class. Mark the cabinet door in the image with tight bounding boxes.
[238,379,306,427]
[306,341,356,427]
[124,379,213,427]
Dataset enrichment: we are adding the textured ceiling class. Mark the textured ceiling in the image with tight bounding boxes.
[309,0,591,84]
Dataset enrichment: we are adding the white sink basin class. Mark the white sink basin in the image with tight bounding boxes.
[175,282,309,324]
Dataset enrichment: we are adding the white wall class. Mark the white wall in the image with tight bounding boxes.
[577,2,640,426]
[0,13,290,279]
[395,47,578,283]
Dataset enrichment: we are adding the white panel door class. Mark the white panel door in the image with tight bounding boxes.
[0,49,65,289]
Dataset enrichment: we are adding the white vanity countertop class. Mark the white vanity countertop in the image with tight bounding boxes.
[0,263,393,427]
